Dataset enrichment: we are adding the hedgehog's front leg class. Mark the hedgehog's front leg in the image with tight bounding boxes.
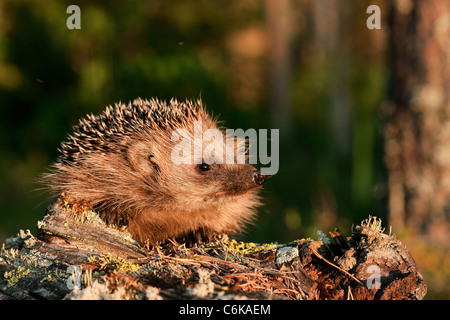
[179,227,222,247]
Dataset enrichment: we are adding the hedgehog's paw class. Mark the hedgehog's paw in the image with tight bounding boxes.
[179,227,223,247]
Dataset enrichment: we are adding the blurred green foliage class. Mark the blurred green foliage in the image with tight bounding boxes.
[0,0,387,246]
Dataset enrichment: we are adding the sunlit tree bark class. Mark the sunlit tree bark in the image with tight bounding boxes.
[385,0,450,246]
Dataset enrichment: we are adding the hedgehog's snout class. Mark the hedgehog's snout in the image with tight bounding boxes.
[253,170,265,186]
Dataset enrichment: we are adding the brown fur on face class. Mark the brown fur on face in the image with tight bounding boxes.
[42,98,265,245]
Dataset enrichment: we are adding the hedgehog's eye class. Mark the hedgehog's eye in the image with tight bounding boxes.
[198,163,211,172]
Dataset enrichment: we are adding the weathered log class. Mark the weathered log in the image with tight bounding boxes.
[0,201,426,300]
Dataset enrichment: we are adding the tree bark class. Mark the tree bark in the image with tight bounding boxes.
[385,0,450,246]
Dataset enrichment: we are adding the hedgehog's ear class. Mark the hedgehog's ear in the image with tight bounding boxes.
[127,141,159,176]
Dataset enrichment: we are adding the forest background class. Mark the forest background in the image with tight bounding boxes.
[0,0,448,299]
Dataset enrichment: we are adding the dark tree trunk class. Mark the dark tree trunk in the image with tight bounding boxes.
[385,0,450,246]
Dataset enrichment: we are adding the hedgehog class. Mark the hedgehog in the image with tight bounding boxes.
[43,98,266,245]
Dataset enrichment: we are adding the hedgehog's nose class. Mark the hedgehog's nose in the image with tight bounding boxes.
[253,170,266,186]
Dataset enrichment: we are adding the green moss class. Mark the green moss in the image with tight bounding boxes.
[225,239,277,255]
[40,273,56,283]
[2,266,31,288]
[87,253,140,273]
